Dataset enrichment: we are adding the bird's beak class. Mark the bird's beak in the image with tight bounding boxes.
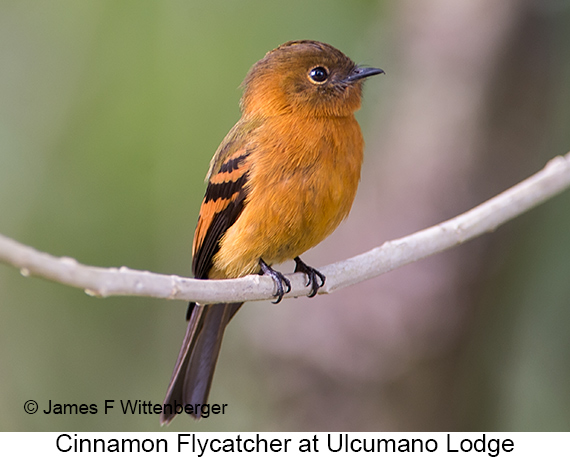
[345,66,385,83]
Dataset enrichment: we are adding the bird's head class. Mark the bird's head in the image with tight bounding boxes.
[241,40,383,118]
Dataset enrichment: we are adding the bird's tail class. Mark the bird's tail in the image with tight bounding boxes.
[160,302,242,425]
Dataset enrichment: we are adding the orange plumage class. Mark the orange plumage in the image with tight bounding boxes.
[161,40,382,424]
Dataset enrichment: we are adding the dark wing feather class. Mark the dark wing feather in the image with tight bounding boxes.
[192,149,250,279]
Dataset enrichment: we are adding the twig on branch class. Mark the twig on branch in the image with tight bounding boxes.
[1,152,569,304]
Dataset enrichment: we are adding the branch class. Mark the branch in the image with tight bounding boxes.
[1,152,569,304]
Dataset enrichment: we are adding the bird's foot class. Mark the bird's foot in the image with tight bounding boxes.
[294,257,325,298]
[259,259,291,304]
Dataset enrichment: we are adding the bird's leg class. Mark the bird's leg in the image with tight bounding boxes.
[294,257,326,298]
[259,259,292,304]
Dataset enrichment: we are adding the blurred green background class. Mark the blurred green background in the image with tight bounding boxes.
[1,0,569,432]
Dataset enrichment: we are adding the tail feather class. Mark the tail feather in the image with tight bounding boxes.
[160,302,242,425]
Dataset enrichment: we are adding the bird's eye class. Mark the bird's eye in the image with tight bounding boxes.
[308,66,329,84]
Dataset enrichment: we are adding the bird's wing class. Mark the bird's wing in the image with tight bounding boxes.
[192,121,257,279]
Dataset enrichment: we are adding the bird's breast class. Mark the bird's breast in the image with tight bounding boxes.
[210,114,364,279]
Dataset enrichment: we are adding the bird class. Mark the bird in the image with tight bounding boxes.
[160,40,383,424]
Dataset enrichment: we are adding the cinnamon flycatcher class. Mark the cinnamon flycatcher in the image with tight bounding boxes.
[161,40,382,424]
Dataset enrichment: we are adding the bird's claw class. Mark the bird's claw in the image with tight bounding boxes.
[294,257,325,298]
[259,259,291,304]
